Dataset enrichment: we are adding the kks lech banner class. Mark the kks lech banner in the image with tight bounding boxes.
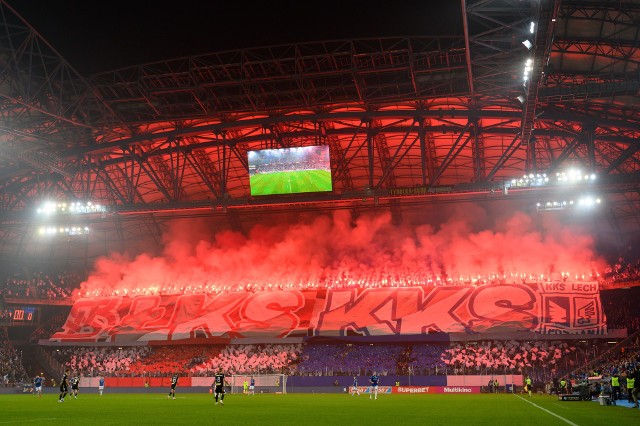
[52,282,606,342]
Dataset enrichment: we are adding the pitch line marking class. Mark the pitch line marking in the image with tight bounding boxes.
[152,396,187,399]
[0,419,58,424]
[515,395,579,426]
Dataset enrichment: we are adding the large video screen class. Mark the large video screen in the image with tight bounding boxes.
[248,145,332,196]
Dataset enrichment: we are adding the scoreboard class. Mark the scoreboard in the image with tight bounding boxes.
[12,307,37,321]
[0,306,39,325]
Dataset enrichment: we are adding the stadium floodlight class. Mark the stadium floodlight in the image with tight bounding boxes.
[536,196,600,211]
[37,200,107,215]
[37,225,90,237]
[507,172,548,188]
[523,58,533,82]
[555,169,597,184]
[69,201,107,214]
[522,39,533,50]
[577,196,602,207]
[36,201,63,215]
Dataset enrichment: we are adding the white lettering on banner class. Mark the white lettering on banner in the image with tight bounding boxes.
[539,282,599,294]
[397,387,430,393]
[443,387,473,393]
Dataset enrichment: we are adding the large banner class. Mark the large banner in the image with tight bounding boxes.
[52,282,606,342]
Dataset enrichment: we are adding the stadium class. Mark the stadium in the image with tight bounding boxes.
[1,0,640,424]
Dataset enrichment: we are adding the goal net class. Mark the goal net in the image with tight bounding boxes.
[229,374,287,394]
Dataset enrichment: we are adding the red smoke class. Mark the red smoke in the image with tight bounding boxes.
[77,209,605,298]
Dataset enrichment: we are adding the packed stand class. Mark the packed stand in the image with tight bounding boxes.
[30,313,68,343]
[407,344,447,375]
[51,344,304,377]
[554,342,640,405]
[441,340,583,376]
[602,257,640,283]
[0,308,13,324]
[572,342,640,379]
[601,287,640,332]
[191,344,302,375]
[78,272,602,298]
[50,346,152,376]
[128,346,221,376]
[297,344,405,376]
[0,327,29,386]
[0,271,82,299]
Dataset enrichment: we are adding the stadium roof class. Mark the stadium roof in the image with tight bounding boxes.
[1,0,640,267]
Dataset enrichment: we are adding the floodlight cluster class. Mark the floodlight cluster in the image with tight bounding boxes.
[36,201,106,215]
[38,226,90,236]
[555,170,597,183]
[536,196,601,211]
[510,173,549,188]
[507,169,597,189]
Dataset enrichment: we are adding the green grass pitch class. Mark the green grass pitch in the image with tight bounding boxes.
[250,170,332,196]
[2,392,638,425]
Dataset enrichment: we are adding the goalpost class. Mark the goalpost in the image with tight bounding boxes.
[229,374,287,394]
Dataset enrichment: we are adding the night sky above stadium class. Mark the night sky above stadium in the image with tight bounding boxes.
[10,0,462,75]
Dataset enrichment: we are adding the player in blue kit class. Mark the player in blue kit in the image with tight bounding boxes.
[33,375,43,398]
[249,377,255,396]
[351,376,361,396]
[370,371,379,400]
[98,377,105,396]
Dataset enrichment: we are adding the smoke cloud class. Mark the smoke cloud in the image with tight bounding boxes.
[77,207,605,297]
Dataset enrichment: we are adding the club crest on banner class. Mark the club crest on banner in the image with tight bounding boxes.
[538,281,605,334]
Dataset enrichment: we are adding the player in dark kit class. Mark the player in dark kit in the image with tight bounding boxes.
[168,374,178,400]
[58,369,70,402]
[70,375,80,399]
[213,369,226,405]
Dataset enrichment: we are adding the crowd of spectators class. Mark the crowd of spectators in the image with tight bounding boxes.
[602,287,640,332]
[47,344,303,377]
[296,344,404,376]
[50,346,152,376]
[79,273,599,298]
[0,271,81,299]
[551,341,640,403]
[407,344,447,375]
[602,257,640,283]
[29,336,640,396]
[573,340,640,379]
[0,327,29,386]
[128,346,221,376]
[191,344,302,376]
[440,340,582,376]
[0,257,638,301]
[0,308,13,323]
[30,314,67,343]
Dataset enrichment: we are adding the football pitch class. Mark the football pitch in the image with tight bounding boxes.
[250,170,332,196]
[2,393,637,425]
